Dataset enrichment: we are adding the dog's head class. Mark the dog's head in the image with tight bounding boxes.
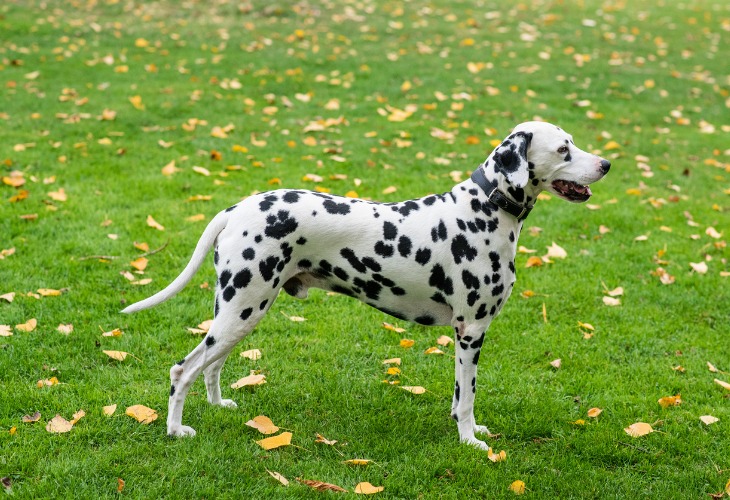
[488,121,611,203]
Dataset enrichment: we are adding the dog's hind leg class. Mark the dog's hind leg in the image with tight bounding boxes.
[452,322,490,450]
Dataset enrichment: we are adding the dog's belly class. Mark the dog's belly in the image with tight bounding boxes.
[284,272,454,326]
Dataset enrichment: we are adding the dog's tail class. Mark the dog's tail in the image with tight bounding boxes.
[121,210,229,314]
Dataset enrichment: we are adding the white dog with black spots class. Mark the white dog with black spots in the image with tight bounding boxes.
[123,121,610,450]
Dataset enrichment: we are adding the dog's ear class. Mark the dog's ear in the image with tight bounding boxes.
[493,131,532,189]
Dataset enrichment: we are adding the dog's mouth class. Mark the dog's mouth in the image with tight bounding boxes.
[551,179,592,202]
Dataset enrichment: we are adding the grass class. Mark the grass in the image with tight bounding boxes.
[1,0,729,497]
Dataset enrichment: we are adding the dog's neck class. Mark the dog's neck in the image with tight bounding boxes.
[469,164,537,223]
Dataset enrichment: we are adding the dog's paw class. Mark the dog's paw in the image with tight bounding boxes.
[474,424,490,435]
[220,399,238,409]
[168,425,197,437]
[461,436,489,451]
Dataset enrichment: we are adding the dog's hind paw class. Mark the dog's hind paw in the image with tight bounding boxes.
[461,436,489,451]
[474,424,490,434]
[220,399,238,409]
[168,425,197,437]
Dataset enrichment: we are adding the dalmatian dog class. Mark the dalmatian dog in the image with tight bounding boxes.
[123,121,610,450]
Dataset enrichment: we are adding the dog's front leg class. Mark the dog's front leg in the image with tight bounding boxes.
[452,322,490,450]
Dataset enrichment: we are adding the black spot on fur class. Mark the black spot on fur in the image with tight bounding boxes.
[353,277,382,300]
[415,315,435,326]
[170,385,176,396]
[462,270,480,289]
[283,191,300,203]
[492,283,505,296]
[374,241,394,258]
[219,270,232,288]
[475,303,488,320]
[397,237,412,257]
[259,299,268,310]
[431,220,448,242]
[298,259,312,268]
[334,266,349,281]
[456,219,467,231]
[225,204,238,212]
[222,286,236,302]
[259,256,280,282]
[240,307,253,321]
[205,335,216,347]
[423,195,437,206]
[259,194,278,212]
[340,248,367,273]
[451,235,478,264]
[467,290,480,307]
[254,235,263,243]
[214,250,219,265]
[323,199,351,215]
[296,236,307,245]
[398,200,419,217]
[489,251,501,272]
[362,257,381,273]
[391,286,406,295]
[265,210,298,240]
[415,248,431,266]
[233,269,252,289]
[429,264,454,295]
[383,221,398,240]
[242,248,255,260]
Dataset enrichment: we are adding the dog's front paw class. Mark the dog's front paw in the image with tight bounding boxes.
[219,399,238,409]
[461,436,489,451]
[168,425,197,437]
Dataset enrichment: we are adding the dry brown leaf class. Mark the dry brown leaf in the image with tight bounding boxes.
[344,459,373,466]
[281,312,306,322]
[117,478,125,493]
[509,480,526,495]
[102,328,123,337]
[231,372,266,389]
[690,261,709,274]
[382,357,401,365]
[587,407,603,418]
[57,324,73,335]
[245,415,279,435]
[399,339,415,348]
[70,410,85,425]
[354,482,384,494]
[658,394,682,408]
[16,318,37,333]
[125,404,158,424]
[47,188,67,202]
[22,411,41,423]
[266,469,289,487]
[714,378,730,390]
[700,415,719,425]
[525,256,544,268]
[38,288,61,297]
[546,242,567,259]
[0,325,12,337]
[487,448,507,462]
[602,296,621,307]
[46,415,73,434]
[624,422,654,437]
[315,433,338,445]
[708,362,719,373]
[130,257,148,271]
[424,346,444,355]
[296,477,347,493]
[382,322,405,333]
[103,404,117,416]
[256,431,292,450]
[437,335,454,346]
[146,215,165,231]
[241,349,262,361]
[0,292,15,303]
[37,377,59,388]
[550,359,562,369]
[103,350,129,362]
[400,386,426,395]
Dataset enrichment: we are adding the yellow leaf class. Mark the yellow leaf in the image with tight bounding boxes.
[16,318,37,333]
[386,367,401,375]
[241,349,262,361]
[354,482,384,494]
[689,261,708,274]
[714,378,730,390]
[382,186,397,195]
[546,242,567,259]
[708,362,719,373]
[509,480,526,495]
[701,415,719,425]
[266,469,289,487]
[603,296,621,307]
[424,347,444,355]
[382,357,401,365]
[1,292,15,303]
[400,386,426,395]
[399,339,415,348]
[256,431,292,450]
[103,350,129,362]
[38,288,61,297]
[297,478,347,493]
[161,160,179,176]
[70,410,85,425]
[382,322,405,333]
[624,422,653,437]
[525,256,543,268]
[22,411,41,423]
[315,433,338,445]
[37,377,59,388]
[550,358,562,369]
[186,214,205,222]
[57,324,73,335]
[245,415,279,435]
[103,404,117,416]
[0,325,12,337]
[47,188,67,202]
[146,215,165,231]
[606,286,624,297]
[231,373,266,389]
[281,312,306,322]
[578,321,595,331]
[487,448,507,462]
[130,257,148,271]
[125,404,158,424]
[604,140,621,150]
[46,415,73,434]
[102,328,123,337]
[658,394,682,408]
[437,335,453,346]
[129,95,145,110]
[344,459,373,466]
[587,407,603,418]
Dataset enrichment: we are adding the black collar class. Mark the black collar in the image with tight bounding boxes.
[471,168,532,222]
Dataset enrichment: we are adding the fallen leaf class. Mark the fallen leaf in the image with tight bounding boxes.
[15,318,37,332]
[706,227,722,239]
[714,378,730,390]
[46,415,73,434]
[47,188,67,202]
[344,459,373,466]
[386,367,401,375]
[382,357,401,365]
[281,312,306,322]
[624,422,654,437]
[700,415,719,425]
[256,431,292,450]
[382,322,405,333]
[22,411,41,423]
[509,480,526,495]
[125,405,158,424]
[315,433,338,445]
[245,415,279,435]
[38,288,61,297]
[400,386,426,395]
[103,404,117,416]
[102,328,123,337]
[37,377,59,388]
[437,335,454,346]
[424,346,444,355]
[0,325,12,337]
[487,448,507,462]
[606,286,624,297]
[658,394,682,408]
[689,261,708,274]
[708,362,719,373]
[241,349,262,361]
[525,256,544,268]
[546,242,567,259]
[399,339,415,348]
[103,350,129,362]
[231,372,266,389]
[161,160,179,176]
[266,469,289,487]
[0,292,15,303]
[70,410,85,425]
[130,257,148,271]
[297,478,347,493]
[587,407,603,418]
[602,296,621,306]
[146,215,165,231]
[57,324,73,335]
[550,359,562,369]
[354,482,384,495]
[571,419,586,426]
[117,478,125,493]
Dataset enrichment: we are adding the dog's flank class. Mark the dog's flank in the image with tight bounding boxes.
[123,121,610,450]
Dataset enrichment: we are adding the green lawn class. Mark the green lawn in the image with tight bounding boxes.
[1,0,729,497]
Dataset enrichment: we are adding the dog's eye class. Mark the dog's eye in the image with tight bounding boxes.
[557,145,569,154]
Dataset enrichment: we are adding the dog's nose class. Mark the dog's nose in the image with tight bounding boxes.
[599,159,611,174]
